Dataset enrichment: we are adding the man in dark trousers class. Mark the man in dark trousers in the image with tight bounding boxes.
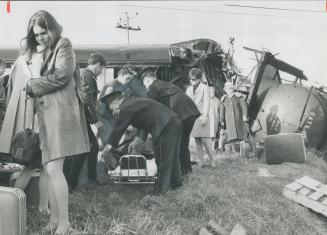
[142,70,200,175]
[67,53,106,190]
[101,88,183,193]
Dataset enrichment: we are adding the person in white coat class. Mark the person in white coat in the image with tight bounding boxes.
[186,68,215,168]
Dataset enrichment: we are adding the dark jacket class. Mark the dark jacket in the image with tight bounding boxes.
[0,83,6,130]
[147,79,200,122]
[220,95,247,141]
[96,78,147,145]
[79,69,99,124]
[108,97,178,147]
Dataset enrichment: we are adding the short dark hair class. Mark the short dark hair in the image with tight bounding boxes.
[189,68,202,80]
[140,70,156,81]
[88,53,106,66]
[107,92,124,104]
[118,65,137,77]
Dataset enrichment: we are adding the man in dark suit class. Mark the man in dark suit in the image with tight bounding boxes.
[96,66,147,146]
[142,70,200,175]
[67,53,106,190]
[101,88,183,193]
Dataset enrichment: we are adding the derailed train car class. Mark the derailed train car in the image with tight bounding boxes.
[2,39,327,152]
[246,47,327,152]
[0,38,230,144]
[0,38,228,93]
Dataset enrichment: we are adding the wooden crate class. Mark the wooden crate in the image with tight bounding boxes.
[199,220,246,235]
[283,176,327,217]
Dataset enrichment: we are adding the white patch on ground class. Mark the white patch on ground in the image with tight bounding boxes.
[257,168,275,177]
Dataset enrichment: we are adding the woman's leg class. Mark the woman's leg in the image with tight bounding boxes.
[43,164,59,232]
[194,137,204,167]
[38,167,50,214]
[202,137,216,167]
[45,157,71,233]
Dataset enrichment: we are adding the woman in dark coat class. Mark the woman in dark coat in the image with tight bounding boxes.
[220,82,248,152]
[23,10,89,234]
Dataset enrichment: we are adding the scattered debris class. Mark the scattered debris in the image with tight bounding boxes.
[230,223,247,235]
[283,176,327,217]
[257,168,274,178]
[199,220,246,235]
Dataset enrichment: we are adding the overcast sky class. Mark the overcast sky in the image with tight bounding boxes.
[0,1,326,86]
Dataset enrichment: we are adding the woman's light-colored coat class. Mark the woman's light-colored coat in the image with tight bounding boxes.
[0,56,38,154]
[186,82,211,137]
[27,38,89,163]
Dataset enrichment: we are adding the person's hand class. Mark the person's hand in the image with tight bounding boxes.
[200,115,208,126]
[98,138,104,151]
[243,116,248,122]
[126,125,134,132]
[220,121,225,127]
[25,82,34,98]
[128,137,145,154]
[104,144,112,152]
[95,120,104,129]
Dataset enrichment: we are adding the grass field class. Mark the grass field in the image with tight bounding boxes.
[26,151,327,235]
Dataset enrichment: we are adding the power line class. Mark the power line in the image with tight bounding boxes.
[119,4,325,20]
[116,12,141,44]
[225,4,324,13]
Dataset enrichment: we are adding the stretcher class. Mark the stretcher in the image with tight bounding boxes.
[109,155,157,184]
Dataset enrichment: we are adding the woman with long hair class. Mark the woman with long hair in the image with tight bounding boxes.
[22,10,89,234]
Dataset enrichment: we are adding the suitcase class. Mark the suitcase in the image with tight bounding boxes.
[265,133,306,164]
[0,186,26,235]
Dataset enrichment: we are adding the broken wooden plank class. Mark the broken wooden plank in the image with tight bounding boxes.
[296,176,321,189]
[283,177,327,217]
[230,223,246,235]
[207,219,228,235]
[308,191,324,201]
[297,187,311,196]
[199,228,212,235]
[294,176,327,196]
[321,198,327,206]
[284,182,303,192]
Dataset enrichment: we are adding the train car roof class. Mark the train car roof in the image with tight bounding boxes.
[0,44,172,66]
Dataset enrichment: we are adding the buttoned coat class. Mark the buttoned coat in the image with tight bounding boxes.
[147,79,200,122]
[27,38,90,163]
[186,82,211,137]
[220,95,247,141]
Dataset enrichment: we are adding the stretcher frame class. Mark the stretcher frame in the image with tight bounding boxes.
[109,155,157,184]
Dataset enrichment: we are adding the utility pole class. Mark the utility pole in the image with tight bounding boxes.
[116,12,141,44]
